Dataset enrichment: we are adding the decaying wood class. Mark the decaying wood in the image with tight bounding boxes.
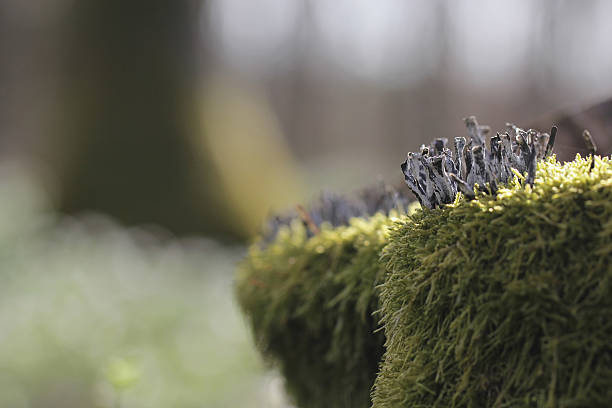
[529,98,612,159]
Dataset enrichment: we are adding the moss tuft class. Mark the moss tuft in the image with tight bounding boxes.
[236,203,417,408]
[374,155,612,407]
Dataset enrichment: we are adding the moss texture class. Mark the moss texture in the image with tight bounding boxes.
[374,155,612,407]
[236,206,415,408]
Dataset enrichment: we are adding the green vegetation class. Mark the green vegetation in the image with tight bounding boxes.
[236,206,416,408]
[374,155,612,407]
[0,167,288,408]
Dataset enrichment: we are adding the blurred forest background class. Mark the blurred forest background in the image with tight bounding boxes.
[1,0,611,407]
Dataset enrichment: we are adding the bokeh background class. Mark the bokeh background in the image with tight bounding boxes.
[1,1,611,407]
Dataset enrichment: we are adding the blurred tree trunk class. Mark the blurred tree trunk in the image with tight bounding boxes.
[54,0,232,237]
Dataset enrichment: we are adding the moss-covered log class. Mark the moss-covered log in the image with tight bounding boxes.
[236,187,416,408]
[237,117,611,407]
[374,155,612,407]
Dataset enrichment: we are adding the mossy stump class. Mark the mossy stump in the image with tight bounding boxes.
[374,155,612,407]
[236,212,404,408]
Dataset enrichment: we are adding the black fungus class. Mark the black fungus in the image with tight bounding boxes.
[401,116,554,209]
[260,183,413,247]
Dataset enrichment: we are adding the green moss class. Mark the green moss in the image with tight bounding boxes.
[374,155,612,407]
[236,208,415,408]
